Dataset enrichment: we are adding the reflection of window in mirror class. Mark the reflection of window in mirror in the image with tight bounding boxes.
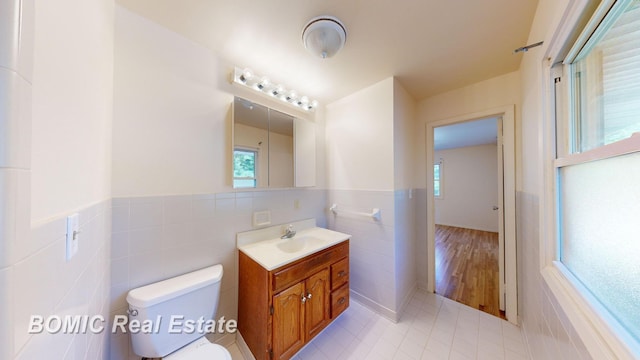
[233,148,258,188]
[232,96,315,188]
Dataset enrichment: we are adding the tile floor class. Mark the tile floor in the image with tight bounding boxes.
[225,289,530,360]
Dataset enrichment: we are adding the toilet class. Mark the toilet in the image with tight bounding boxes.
[126,265,232,360]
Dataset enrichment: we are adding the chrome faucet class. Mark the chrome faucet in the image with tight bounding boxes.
[281,224,296,239]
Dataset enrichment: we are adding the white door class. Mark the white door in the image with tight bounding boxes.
[497,117,505,311]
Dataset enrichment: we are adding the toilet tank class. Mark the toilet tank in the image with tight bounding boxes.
[126,265,223,358]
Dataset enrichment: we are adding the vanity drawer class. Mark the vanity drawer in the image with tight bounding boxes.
[331,284,349,318]
[330,257,349,290]
[272,241,349,293]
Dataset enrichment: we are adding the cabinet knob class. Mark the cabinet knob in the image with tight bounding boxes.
[338,271,347,277]
[301,295,307,303]
[338,297,346,305]
[306,292,312,299]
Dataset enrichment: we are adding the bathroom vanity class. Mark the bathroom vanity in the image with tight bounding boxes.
[237,221,350,360]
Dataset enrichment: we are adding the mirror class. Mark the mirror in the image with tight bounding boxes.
[232,97,315,188]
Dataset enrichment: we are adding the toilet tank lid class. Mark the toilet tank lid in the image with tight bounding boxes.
[127,265,223,308]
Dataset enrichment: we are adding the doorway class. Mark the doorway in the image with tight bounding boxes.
[433,117,503,318]
[426,105,517,324]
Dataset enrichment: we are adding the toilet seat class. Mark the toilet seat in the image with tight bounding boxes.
[164,337,232,360]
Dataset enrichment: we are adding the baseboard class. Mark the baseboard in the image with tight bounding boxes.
[397,283,418,317]
[350,289,399,322]
[417,281,429,291]
[235,331,256,360]
[213,332,237,348]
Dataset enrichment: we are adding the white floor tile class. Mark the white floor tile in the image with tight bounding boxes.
[226,290,532,360]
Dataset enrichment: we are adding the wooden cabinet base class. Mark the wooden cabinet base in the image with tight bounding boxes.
[239,240,349,360]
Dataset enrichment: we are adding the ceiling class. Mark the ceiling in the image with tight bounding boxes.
[434,117,498,151]
[115,0,539,105]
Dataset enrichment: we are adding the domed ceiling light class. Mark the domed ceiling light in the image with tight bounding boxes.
[302,16,347,59]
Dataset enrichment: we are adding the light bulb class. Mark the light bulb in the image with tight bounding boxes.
[257,76,270,90]
[271,84,284,96]
[239,68,253,83]
[310,100,319,109]
[286,90,298,102]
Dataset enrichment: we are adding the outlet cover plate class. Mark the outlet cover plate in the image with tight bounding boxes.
[66,213,79,261]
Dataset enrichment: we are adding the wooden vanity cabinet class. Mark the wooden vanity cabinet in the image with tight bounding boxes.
[238,240,349,360]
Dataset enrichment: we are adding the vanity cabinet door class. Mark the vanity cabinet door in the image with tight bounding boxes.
[273,282,305,360]
[304,269,330,340]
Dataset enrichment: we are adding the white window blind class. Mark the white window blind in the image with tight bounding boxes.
[571,0,640,152]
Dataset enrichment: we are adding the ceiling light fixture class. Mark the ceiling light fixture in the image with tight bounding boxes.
[232,67,318,112]
[302,16,347,59]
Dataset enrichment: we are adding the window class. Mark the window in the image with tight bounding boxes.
[569,0,640,153]
[434,161,443,198]
[555,0,640,352]
[233,148,258,188]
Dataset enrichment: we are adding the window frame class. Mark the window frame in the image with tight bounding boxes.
[542,0,640,358]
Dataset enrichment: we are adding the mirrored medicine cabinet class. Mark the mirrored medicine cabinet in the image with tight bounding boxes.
[232,96,316,189]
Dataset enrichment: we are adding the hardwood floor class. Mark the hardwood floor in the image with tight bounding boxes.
[435,225,504,319]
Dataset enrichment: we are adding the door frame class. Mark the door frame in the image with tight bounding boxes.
[426,105,518,324]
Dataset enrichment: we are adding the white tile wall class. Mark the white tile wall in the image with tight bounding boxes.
[0,0,34,83]
[328,189,418,321]
[0,264,14,359]
[109,189,327,360]
[1,2,36,358]
[394,190,417,313]
[0,169,21,268]
[9,200,111,360]
[517,192,592,359]
[414,189,428,289]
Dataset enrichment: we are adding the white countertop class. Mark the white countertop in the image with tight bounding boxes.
[238,227,351,271]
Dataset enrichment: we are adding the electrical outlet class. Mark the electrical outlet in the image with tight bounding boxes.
[66,213,79,261]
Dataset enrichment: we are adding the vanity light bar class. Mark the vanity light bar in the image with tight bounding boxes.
[232,67,319,112]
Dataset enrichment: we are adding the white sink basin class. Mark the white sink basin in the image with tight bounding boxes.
[277,235,327,253]
[238,226,351,270]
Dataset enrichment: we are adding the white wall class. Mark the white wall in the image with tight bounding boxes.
[393,79,417,190]
[112,7,230,197]
[326,78,419,320]
[392,79,418,312]
[417,71,521,193]
[326,78,394,191]
[31,0,113,222]
[111,7,327,358]
[434,144,499,232]
[326,78,398,317]
[1,0,113,359]
[113,7,323,197]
